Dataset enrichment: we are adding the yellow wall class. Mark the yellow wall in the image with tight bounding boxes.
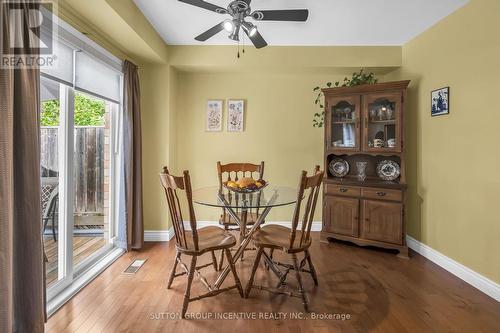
[59,0,168,63]
[169,46,401,73]
[143,46,401,230]
[175,72,333,222]
[139,64,174,231]
[385,0,500,283]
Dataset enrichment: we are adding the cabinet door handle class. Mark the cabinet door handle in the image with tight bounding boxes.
[376,191,387,197]
[339,188,348,193]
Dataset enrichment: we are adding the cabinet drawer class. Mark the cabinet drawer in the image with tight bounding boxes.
[361,188,402,202]
[325,184,361,197]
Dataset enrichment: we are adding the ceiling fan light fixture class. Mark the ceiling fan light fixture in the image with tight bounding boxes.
[228,29,240,41]
[242,21,257,37]
[223,19,235,32]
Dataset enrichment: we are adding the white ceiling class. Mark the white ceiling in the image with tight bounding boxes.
[133,0,469,46]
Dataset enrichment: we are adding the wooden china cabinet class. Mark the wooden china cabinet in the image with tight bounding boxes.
[320,80,410,258]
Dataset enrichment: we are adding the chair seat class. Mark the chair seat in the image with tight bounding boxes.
[179,226,236,254]
[251,225,311,253]
[219,212,261,226]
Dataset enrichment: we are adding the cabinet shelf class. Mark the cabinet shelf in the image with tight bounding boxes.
[369,120,395,124]
[325,148,402,157]
[332,120,356,124]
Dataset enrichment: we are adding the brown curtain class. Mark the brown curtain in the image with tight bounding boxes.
[123,60,144,250]
[0,0,45,332]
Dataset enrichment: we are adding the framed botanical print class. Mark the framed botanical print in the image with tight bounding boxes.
[227,100,244,132]
[206,100,223,132]
[431,87,450,116]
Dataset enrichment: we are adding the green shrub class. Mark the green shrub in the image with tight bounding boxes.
[41,93,106,126]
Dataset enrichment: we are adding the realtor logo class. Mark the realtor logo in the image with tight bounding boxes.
[1,0,57,68]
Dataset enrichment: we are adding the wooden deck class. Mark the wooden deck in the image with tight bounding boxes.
[44,236,106,287]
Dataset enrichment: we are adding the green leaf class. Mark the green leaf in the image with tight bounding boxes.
[313,86,320,91]
[326,82,332,87]
[41,93,106,126]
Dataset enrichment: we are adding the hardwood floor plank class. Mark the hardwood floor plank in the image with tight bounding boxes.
[46,233,500,333]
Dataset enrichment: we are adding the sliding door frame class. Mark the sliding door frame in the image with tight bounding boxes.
[46,84,75,300]
[45,83,121,302]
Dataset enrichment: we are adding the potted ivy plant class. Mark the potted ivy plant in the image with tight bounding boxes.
[312,69,378,127]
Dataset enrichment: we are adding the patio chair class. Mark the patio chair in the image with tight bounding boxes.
[41,177,59,254]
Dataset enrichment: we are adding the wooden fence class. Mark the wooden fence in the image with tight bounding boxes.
[41,127,105,214]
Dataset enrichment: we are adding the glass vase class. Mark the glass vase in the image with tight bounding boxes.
[356,162,368,182]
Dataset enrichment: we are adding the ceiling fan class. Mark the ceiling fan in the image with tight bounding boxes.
[178,0,309,49]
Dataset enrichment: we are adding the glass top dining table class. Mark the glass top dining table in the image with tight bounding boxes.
[192,186,298,209]
[191,185,297,290]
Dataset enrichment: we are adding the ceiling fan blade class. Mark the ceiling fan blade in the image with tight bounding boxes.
[245,29,267,49]
[178,0,227,14]
[251,9,309,22]
[195,22,225,41]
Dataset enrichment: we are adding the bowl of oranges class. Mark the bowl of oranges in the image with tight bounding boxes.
[223,177,268,194]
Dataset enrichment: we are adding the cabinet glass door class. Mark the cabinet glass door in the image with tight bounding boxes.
[363,93,401,152]
[327,96,361,151]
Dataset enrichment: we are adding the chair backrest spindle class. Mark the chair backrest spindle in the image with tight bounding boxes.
[217,161,265,216]
[160,167,199,251]
[289,166,324,249]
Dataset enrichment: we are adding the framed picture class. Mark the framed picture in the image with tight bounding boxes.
[431,87,450,116]
[227,100,244,132]
[206,100,223,132]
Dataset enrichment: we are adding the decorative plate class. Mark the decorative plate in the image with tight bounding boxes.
[376,160,401,181]
[329,158,349,178]
[223,181,268,194]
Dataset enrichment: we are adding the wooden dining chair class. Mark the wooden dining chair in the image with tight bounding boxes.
[244,166,324,312]
[217,161,265,268]
[160,167,244,318]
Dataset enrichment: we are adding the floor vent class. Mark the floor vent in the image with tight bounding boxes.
[124,259,147,274]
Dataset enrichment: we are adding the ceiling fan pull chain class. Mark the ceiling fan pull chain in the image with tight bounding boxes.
[242,32,245,54]
[237,39,240,58]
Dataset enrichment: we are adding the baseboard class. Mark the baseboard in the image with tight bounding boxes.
[144,221,322,242]
[144,229,175,242]
[406,235,500,302]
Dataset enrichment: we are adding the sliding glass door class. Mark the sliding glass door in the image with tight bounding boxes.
[40,77,119,298]
[39,10,124,304]
[71,92,116,275]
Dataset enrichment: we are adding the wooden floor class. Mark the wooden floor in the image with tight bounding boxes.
[46,233,499,333]
[45,236,106,287]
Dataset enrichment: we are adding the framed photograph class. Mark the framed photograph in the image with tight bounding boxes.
[227,100,244,132]
[206,100,223,132]
[431,87,450,116]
